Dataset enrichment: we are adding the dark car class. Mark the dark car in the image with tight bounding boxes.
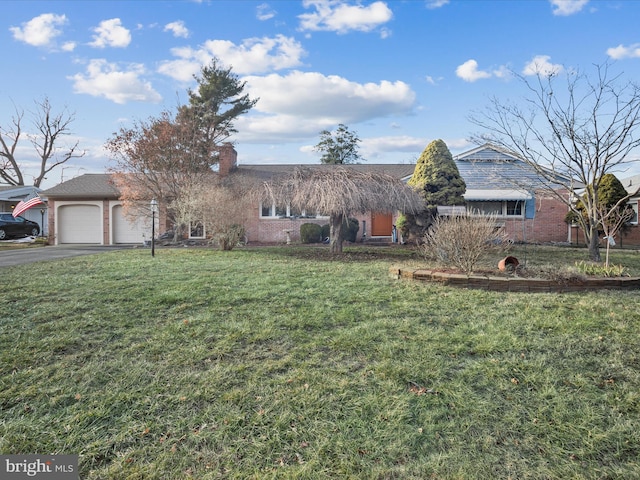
[0,213,40,240]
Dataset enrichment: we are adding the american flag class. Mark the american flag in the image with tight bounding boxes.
[12,190,44,218]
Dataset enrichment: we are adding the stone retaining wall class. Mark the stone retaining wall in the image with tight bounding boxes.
[390,267,640,293]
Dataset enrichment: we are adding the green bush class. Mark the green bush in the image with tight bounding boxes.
[321,224,330,241]
[343,218,359,242]
[300,223,322,243]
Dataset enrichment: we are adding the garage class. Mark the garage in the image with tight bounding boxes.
[112,205,147,244]
[58,204,102,244]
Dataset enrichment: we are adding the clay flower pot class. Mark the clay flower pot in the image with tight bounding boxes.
[498,256,519,272]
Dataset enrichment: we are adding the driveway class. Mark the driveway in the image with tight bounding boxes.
[0,244,133,267]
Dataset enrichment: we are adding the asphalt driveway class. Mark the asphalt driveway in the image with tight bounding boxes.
[0,245,133,267]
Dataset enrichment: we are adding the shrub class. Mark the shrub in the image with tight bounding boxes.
[321,224,330,242]
[343,218,359,242]
[214,224,246,251]
[300,223,322,243]
[419,213,510,274]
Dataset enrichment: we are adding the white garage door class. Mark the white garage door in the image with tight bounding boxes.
[58,204,102,244]
[113,205,147,244]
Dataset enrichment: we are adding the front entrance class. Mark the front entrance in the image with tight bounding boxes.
[371,212,393,236]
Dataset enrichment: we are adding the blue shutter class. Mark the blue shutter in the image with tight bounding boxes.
[525,197,535,219]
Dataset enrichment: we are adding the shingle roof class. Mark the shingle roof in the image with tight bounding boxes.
[455,144,561,192]
[236,163,417,181]
[40,146,566,201]
[42,173,119,198]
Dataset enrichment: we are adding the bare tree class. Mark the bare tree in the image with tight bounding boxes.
[262,167,423,253]
[598,202,635,268]
[106,109,217,240]
[470,63,640,261]
[175,175,258,250]
[0,97,85,187]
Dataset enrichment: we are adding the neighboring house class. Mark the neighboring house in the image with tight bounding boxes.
[0,185,47,236]
[41,144,579,246]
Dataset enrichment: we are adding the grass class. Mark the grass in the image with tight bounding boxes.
[1,244,640,479]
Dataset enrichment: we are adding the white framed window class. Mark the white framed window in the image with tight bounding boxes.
[259,203,326,219]
[629,201,638,225]
[467,200,524,217]
[189,221,205,239]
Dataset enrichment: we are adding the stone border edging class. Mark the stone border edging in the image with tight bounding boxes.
[390,267,640,293]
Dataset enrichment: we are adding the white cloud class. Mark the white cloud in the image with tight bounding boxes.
[549,0,589,16]
[236,70,416,142]
[456,60,492,82]
[426,0,450,9]
[299,0,393,34]
[10,13,67,48]
[89,18,131,48]
[362,135,427,154]
[456,60,512,82]
[158,34,307,80]
[522,55,563,76]
[69,59,162,104]
[257,3,277,21]
[607,43,640,60]
[61,41,76,52]
[164,21,190,38]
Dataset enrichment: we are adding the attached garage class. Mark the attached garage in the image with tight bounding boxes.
[112,204,147,244]
[57,204,102,244]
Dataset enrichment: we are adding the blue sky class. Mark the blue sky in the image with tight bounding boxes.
[3,0,640,188]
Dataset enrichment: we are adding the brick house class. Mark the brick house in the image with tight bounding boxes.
[42,144,588,246]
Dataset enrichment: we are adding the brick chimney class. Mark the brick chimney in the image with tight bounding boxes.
[218,143,238,177]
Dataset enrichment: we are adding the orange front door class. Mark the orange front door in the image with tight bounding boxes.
[371,213,393,236]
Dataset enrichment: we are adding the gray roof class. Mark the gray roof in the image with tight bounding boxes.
[455,144,563,192]
[236,163,417,181]
[42,174,119,199]
[40,146,565,201]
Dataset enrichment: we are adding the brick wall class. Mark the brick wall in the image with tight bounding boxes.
[244,208,374,244]
[500,191,571,243]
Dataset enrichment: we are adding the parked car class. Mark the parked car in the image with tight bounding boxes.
[0,213,40,239]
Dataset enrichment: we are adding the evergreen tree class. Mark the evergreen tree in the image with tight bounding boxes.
[408,139,466,208]
[399,139,466,241]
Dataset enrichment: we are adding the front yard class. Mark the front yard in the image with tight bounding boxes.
[1,245,639,478]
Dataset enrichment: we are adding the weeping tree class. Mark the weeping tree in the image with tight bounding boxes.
[262,166,423,253]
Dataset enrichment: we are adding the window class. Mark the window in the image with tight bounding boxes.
[467,200,524,217]
[629,202,638,225]
[506,201,522,216]
[260,203,289,218]
[189,221,205,239]
[259,203,323,219]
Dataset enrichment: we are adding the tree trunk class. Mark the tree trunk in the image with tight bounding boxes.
[587,224,601,262]
[329,213,344,254]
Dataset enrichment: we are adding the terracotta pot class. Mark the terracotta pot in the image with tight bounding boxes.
[498,256,519,272]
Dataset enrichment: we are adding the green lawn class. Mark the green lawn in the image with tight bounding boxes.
[1,245,639,479]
